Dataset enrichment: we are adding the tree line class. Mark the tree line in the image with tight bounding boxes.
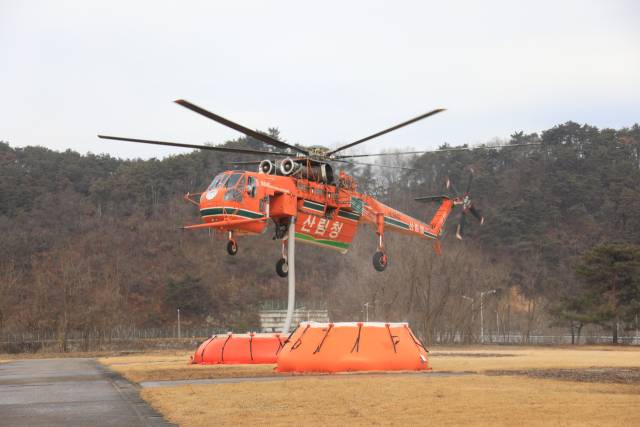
[1,121,639,352]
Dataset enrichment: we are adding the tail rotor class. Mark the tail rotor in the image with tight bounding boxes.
[447,169,484,240]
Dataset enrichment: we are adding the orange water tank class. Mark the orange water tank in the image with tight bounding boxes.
[193,333,285,365]
[276,322,429,373]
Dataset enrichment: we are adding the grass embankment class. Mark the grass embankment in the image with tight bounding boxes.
[0,348,192,361]
[132,346,640,426]
[102,345,640,384]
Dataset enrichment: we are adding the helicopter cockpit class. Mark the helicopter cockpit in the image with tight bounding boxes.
[206,172,258,203]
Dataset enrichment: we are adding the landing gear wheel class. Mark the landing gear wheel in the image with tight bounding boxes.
[276,258,289,277]
[373,252,387,272]
[227,241,238,256]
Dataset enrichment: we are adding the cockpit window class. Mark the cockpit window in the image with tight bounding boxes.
[208,174,224,190]
[218,174,231,188]
[223,188,244,202]
[224,173,243,188]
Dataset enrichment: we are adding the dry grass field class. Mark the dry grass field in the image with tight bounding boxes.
[0,359,12,365]
[430,345,640,372]
[98,350,192,366]
[129,345,640,426]
[140,374,640,427]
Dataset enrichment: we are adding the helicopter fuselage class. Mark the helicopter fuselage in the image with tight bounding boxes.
[186,168,455,255]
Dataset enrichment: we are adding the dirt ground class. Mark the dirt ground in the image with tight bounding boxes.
[487,367,640,383]
[128,345,640,427]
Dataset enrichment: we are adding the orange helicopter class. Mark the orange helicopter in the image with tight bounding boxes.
[99,100,537,276]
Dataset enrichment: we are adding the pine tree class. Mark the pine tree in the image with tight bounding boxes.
[572,244,640,343]
[548,290,615,344]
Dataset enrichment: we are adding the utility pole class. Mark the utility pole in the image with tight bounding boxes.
[480,290,496,343]
[178,309,181,339]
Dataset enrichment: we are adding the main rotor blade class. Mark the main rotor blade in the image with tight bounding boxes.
[175,100,309,156]
[97,135,291,156]
[333,159,422,171]
[327,109,445,156]
[228,160,265,165]
[466,169,474,195]
[335,150,427,158]
[334,142,542,158]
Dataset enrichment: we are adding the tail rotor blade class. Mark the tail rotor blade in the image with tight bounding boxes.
[466,168,474,194]
[447,177,462,199]
[457,211,467,240]
[469,204,484,226]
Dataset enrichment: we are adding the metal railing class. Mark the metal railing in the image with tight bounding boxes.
[259,300,327,310]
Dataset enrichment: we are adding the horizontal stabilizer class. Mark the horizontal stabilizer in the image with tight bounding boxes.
[181,217,267,230]
[414,195,452,203]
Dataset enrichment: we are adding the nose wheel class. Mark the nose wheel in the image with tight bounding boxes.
[227,240,238,255]
[227,231,238,255]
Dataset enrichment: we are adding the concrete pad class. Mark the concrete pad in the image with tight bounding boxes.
[140,371,474,388]
[0,358,175,427]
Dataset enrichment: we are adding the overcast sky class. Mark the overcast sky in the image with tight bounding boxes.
[1,1,639,160]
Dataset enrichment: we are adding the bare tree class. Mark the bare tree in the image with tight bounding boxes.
[29,257,55,352]
[518,249,554,344]
[58,250,89,352]
[0,258,21,352]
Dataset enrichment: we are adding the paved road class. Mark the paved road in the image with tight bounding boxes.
[140,371,474,388]
[0,358,174,427]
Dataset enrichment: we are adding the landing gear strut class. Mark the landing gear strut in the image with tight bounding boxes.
[373,216,387,272]
[227,231,237,256]
[276,237,288,277]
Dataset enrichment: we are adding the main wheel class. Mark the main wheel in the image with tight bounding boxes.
[373,252,387,272]
[227,241,238,256]
[276,258,288,277]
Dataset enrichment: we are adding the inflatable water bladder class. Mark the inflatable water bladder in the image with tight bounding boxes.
[192,333,285,365]
[276,322,430,373]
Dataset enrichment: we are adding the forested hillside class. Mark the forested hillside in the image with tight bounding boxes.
[1,121,639,349]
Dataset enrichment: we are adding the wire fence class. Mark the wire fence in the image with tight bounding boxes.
[430,333,640,345]
[4,324,638,346]
[1,327,273,345]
